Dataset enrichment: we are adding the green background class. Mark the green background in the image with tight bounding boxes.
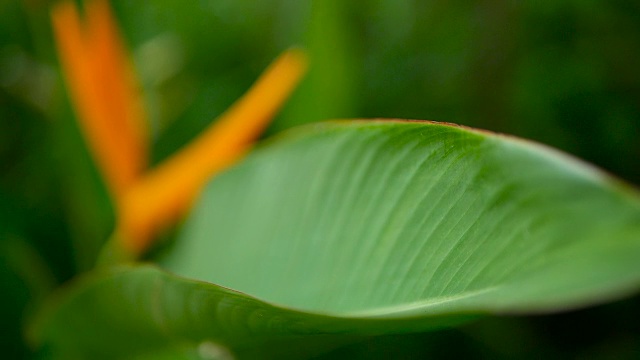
[1,0,639,358]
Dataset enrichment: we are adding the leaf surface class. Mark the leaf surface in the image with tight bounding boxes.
[34,121,640,358]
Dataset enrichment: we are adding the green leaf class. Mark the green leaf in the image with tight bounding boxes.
[33,121,640,358]
[273,0,361,131]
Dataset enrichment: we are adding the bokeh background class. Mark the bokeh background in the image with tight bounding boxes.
[1,0,639,358]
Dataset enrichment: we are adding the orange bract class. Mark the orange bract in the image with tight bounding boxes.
[51,0,147,199]
[119,50,308,254]
[51,0,307,257]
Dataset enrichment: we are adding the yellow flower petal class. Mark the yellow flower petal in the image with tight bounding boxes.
[117,49,308,255]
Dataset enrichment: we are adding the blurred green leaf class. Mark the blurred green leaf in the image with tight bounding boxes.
[274,0,360,131]
[33,121,640,358]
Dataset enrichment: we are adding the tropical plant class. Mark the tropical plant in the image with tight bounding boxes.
[2,0,640,359]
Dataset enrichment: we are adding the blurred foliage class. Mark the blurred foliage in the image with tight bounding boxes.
[0,0,639,358]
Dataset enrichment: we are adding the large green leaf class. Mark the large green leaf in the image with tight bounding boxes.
[33,121,640,358]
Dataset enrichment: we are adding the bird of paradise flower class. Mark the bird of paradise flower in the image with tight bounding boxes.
[50,0,307,261]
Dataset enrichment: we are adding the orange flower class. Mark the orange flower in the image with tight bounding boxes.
[51,0,307,258]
